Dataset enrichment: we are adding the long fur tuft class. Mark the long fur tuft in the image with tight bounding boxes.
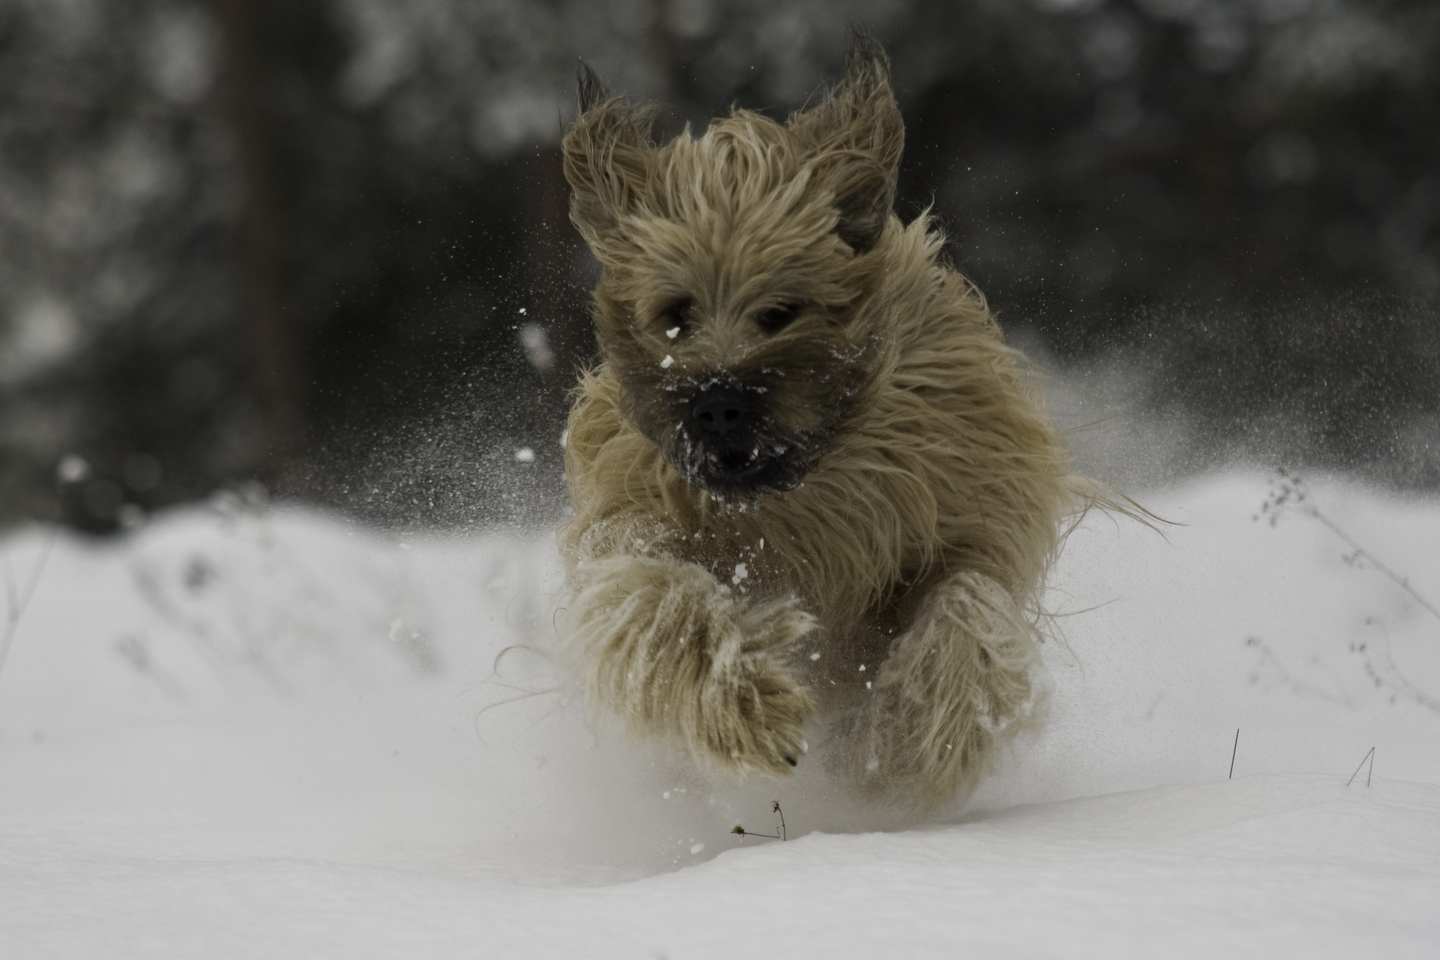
[575,60,607,114]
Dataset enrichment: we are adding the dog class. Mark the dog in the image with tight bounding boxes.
[555,34,1089,808]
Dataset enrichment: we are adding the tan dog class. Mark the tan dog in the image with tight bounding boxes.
[556,35,1089,807]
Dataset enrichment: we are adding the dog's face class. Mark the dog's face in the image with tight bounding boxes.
[562,40,904,497]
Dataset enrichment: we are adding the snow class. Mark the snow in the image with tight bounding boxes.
[2,473,1438,957]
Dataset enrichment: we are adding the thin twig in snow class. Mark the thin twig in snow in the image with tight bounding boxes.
[1310,510,1440,624]
[0,524,59,683]
[1346,746,1376,788]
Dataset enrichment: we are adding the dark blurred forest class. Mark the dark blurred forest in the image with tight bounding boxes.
[1,0,1437,533]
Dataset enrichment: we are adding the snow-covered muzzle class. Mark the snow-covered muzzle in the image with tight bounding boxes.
[617,370,840,498]
[610,326,878,500]
[670,392,815,497]
[669,383,797,495]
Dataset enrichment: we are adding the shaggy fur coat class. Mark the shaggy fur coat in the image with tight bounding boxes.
[556,36,1088,807]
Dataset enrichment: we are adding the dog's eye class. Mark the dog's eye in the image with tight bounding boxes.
[755,303,802,333]
[657,298,694,333]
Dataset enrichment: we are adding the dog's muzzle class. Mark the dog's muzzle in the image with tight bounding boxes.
[687,385,795,494]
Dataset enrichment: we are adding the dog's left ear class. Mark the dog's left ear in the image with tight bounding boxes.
[562,63,658,246]
[790,32,905,254]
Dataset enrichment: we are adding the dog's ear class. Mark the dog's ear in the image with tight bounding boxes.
[562,62,657,244]
[790,31,904,254]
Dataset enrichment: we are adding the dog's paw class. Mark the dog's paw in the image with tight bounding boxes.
[832,683,988,807]
[698,653,815,777]
[830,571,1042,807]
[694,600,818,778]
[562,554,818,778]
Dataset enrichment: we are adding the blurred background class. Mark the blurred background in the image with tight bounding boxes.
[1,0,1436,534]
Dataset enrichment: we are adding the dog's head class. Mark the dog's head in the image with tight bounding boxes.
[562,35,904,498]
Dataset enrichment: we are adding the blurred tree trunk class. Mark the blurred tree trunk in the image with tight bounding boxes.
[212,0,306,485]
[525,144,589,425]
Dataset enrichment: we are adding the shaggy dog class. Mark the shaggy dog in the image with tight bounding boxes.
[556,35,1090,807]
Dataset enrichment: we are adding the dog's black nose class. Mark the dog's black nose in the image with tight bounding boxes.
[691,386,752,441]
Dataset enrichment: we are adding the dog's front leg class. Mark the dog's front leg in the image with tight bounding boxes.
[842,570,1042,806]
[561,548,818,777]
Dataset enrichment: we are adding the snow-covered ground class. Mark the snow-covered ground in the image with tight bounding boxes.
[2,472,1438,958]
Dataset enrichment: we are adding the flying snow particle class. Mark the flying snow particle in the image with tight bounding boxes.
[731,562,748,584]
[661,355,675,369]
[666,327,680,339]
[514,448,535,463]
[57,454,90,484]
[519,322,554,371]
[690,842,705,854]
[809,652,821,660]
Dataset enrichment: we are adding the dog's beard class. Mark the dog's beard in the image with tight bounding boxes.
[616,349,873,500]
[619,388,827,498]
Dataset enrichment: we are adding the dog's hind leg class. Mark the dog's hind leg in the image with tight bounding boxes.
[561,554,818,778]
[837,570,1043,807]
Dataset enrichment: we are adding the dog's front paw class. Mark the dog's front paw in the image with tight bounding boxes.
[831,571,1042,808]
[562,554,818,778]
[694,601,818,778]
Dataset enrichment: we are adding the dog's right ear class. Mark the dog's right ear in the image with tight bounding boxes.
[562,62,657,245]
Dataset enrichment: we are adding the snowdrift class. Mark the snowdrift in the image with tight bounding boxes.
[1,472,1437,958]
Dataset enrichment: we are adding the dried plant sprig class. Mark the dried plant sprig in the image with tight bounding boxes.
[1259,469,1440,624]
[732,801,788,842]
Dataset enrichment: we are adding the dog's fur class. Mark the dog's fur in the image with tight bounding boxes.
[556,36,1088,808]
